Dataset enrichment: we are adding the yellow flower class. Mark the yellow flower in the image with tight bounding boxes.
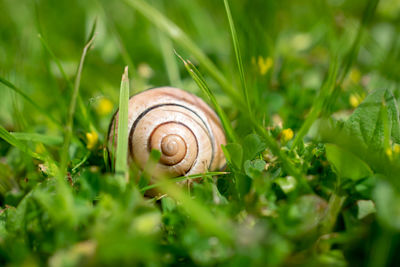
[86,130,98,150]
[394,144,400,154]
[349,93,363,108]
[96,98,113,116]
[257,56,273,75]
[386,147,393,159]
[349,68,361,84]
[281,128,294,143]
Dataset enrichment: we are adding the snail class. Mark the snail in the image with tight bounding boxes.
[108,87,226,182]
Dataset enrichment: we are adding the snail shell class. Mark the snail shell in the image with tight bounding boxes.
[108,87,226,179]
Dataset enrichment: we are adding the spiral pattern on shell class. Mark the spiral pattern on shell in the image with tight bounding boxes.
[108,87,226,178]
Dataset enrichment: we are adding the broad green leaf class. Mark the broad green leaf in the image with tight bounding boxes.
[325,144,372,180]
[374,180,400,230]
[243,133,266,161]
[344,88,400,150]
[244,159,266,179]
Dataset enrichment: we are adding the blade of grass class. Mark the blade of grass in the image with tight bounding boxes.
[11,132,63,146]
[0,126,46,162]
[59,35,96,177]
[291,58,339,149]
[154,173,234,243]
[291,0,379,150]
[158,31,182,88]
[71,151,91,173]
[123,0,244,107]
[98,1,140,83]
[115,66,130,181]
[337,0,379,84]
[0,76,62,127]
[0,126,59,176]
[223,0,251,116]
[175,52,238,143]
[38,27,96,133]
[177,53,312,193]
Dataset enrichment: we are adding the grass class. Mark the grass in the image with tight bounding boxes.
[115,66,130,179]
[1,0,400,266]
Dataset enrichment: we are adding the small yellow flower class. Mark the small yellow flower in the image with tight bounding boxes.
[386,147,393,159]
[349,93,364,108]
[257,56,273,75]
[394,144,400,154]
[96,98,113,116]
[349,68,361,84]
[86,130,98,150]
[281,128,294,143]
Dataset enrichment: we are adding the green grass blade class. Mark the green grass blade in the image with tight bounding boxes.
[115,66,130,180]
[38,34,71,85]
[158,31,182,88]
[99,1,138,80]
[11,132,63,146]
[291,0,378,150]
[176,53,238,143]
[0,76,62,127]
[59,35,96,176]
[153,174,233,243]
[177,52,311,192]
[0,126,46,161]
[291,58,339,149]
[38,31,95,132]
[337,0,379,84]
[123,0,244,106]
[223,0,251,115]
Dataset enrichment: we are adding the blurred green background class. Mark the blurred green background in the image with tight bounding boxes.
[1,0,400,266]
[2,0,399,134]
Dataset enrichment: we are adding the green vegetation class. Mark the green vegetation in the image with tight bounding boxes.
[1,0,400,266]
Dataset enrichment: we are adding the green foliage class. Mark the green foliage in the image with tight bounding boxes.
[1,0,400,266]
[325,144,372,181]
[344,88,400,150]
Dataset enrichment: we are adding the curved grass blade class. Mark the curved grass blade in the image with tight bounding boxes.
[223,0,251,115]
[291,0,379,150]
[158,31,182,88]
[123,0,244,107]
[176,52,238,143]
[0,76,62,127]
[11,132,63,146]
[0,126,46,162]
[59,35,96,176]
[291,58,339,149]
[0,126,59,176]
[38,29,95,132]
[177,53,311,192]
